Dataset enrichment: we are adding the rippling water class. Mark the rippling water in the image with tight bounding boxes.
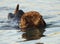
[0,0,60,44]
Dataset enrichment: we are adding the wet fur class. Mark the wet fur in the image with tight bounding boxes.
[19,11,46,31]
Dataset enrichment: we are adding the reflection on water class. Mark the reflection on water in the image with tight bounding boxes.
[22,27,45,41]
[0,7,14,11]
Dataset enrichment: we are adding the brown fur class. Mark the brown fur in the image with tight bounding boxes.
[19,11,46,31]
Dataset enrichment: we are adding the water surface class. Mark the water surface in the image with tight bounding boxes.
[0,0,60,44]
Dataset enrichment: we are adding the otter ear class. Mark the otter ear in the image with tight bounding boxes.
[14,4,19,14]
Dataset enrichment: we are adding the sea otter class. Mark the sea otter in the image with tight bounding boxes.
[8,4,19,19]
[8,4,24,22]
[19,11,46,32]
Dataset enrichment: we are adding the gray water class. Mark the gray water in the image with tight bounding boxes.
[0,0,60,44]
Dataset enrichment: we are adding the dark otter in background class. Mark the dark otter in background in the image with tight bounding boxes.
[8,4,24,21]
[8,4,19,19]
[19,11,46,32]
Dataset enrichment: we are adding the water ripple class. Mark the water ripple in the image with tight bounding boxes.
[0,7,14,11]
